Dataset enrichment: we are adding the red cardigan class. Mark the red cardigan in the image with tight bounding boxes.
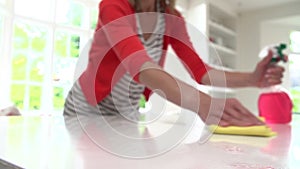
[79,0,210,105]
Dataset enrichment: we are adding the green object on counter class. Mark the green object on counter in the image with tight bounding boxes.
[139,95,146,123]
[139,95,146,108]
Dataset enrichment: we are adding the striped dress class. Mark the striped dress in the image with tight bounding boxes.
[63,5,165,121]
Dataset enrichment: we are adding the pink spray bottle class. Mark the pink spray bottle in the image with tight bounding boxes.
[258,43,293,124]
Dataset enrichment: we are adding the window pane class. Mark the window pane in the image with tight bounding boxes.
[0,16,3,52]
[54,31,80,58]
[29,86,41,110]
[290,31,300,113]
[71,35,80,58]
[11,54,27,80]
[54,32,68,57]
[14,0,53,21]
[53,30,85,110]
[11,22,50,112]
[291,88,300,113]
[56,1,88,28]
[10,85,25,109]
[52,53,78,84]
[13,23,29,50]
[289,54,300,113]
[30,57,44,82]
[53,87,65,110]
[290,31,300,53]
[12,22,49,82]
[90,8,98,29]
[53,31,80,110]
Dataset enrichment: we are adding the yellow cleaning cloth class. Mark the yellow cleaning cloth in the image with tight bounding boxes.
[210,125,277,137]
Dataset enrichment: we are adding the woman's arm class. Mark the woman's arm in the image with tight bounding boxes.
[201,69,253,88]
[201,50,285,88]
[139,62,264,126]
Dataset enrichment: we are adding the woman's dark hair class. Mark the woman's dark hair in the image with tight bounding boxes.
[128,0,176,13]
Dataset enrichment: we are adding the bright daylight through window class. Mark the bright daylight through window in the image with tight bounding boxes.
[0,16,2,46]
[0,0,99,115]
[289,31,300,113]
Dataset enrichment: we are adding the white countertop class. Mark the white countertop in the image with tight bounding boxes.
[0,113,299,169]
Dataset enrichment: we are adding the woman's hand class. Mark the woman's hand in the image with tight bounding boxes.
[219,98,265,126]
[250,50,286,88]
[199,96,265,127]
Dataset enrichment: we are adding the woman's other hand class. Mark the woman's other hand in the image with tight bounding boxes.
[250,50,286,88]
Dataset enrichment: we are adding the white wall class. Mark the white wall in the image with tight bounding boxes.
[209,0,237,14]
[164,0,208,84]
[236,1,300,114]
[176,0,189,12]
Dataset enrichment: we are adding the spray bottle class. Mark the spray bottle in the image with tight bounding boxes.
[258,43,293,124]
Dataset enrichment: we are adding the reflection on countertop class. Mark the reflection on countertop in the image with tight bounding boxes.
[0,114,299,169]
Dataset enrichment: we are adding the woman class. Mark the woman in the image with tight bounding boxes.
[64,0,285,127]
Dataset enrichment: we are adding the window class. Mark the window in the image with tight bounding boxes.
[290,31,300,53]
[0,0,99,115]
[56,0,87,28]
[90,8,98,30]
[11,21,50,110]
[0,16,3,47]
[52,30,87,110]
[289,31,300,113]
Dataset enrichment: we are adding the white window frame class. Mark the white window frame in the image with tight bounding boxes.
[0,0,13,109]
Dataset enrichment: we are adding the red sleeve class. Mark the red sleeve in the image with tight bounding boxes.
[169,12,211,84]
[98,1,152,82]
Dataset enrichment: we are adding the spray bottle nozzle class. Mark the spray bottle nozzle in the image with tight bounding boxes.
[271,43,287,63]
